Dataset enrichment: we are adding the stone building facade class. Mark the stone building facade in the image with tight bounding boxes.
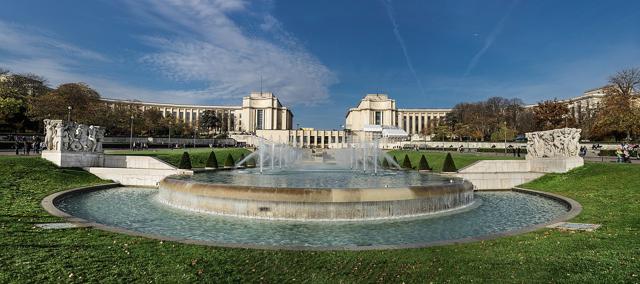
[102,92,293,133]
[345,94,450,139]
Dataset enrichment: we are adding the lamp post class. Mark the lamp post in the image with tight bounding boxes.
[67,106,72,122]
[130,115,134,150]
[168,122,172,149]
[504,122,507,155]
[193,126,197,148]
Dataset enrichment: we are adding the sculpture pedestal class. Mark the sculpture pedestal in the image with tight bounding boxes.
[528,156,584,173]
[41,151,104,168]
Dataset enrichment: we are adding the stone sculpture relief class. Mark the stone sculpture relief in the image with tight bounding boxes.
[43,119,105,153]
[525,128,581,159]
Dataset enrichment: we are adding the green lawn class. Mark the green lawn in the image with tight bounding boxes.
[0,157,638,282]
[387,150,523,172]
[106,148,252,168]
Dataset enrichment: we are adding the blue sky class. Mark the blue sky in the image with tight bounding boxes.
[1,0,639,129]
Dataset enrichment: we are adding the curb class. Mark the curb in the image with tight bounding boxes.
[41,184,582,251]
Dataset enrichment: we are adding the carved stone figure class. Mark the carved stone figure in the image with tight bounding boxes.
[525,128,581,159]
[43,120,104,153]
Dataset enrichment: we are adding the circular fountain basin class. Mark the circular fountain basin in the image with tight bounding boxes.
[50,187,574,249]
[158,169,474,220]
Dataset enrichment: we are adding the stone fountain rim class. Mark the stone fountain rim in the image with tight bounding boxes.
[41,183,581,251]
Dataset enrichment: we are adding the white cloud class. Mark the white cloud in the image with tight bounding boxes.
[129,0,337,105]
[0,20,209,104]
[0,21,108,63]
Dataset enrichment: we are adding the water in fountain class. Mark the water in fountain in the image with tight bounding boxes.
[235,138,304,173]
[329,139,402,174]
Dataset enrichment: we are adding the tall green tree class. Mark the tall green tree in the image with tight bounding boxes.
[28,83,106,125]
[199,110,221,134]
[0,71,50,131]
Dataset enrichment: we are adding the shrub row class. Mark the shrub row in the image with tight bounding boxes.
[382,153,457,172]
[180,151,254,169]
[598,149,638,157]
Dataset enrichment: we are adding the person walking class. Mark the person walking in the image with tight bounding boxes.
[24,140,31,155]
[14,139,20,155]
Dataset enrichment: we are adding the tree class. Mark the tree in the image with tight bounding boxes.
[28,83,105,125]
[205,151,218,168]
[141,108,165,136]
[236,153,246,166]
[178,152,192,169]
[0,71,50,131]
[490,124,518,142]
[591,91,638,140]
[402,154,412,169]
[432,125,452,141]
[224,154,235,167]
[607,67,640,96]
[0,72,49,99]
[442,153,457,172]
[246,157,256,167]
[418,155,431,171]
[381,157,390,168]
[0,97,22,123]
[199,110,221,134]
[589,68,640,140]
[533,99,575,130]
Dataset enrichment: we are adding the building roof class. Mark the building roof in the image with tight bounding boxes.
[101,98,241,110]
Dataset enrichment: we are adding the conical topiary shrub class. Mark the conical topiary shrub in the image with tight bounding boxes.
[442,152,457,172]
[402,154,412,169]
[418,154,431,171]
[178,152,192,169]
[238,153,246,166]
[224,154,235,167]
[246,157,256,168]
[382,158,390,168]
[393,155,399,165]
[205,151,218,168]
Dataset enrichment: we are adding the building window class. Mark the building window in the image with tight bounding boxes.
[256,109,264,130]
[338,136,343,143]
[374,111,382,125]
[186,112,190,122]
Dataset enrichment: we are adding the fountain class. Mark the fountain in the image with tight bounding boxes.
[157,139,474,220]
[49,137,575,249]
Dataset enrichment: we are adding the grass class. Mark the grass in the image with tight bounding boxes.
[387,150,523,172]
[0,157,639,282]
[105,147,251,168]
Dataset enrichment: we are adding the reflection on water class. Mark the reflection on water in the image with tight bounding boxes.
[57,188,569,248]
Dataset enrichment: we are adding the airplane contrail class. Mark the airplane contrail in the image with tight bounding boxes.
[464,0,520,76]
[382,0,426,96]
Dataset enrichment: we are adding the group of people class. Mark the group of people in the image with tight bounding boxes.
[13,136,44,155]
[131,142,150,151]
[615,143,637,163]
